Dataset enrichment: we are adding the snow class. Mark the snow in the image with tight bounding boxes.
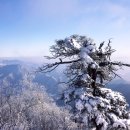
[74,88,84,96]
[113,120,126,129]
[64,38,81,49]
[126,119,130,125]
[71,38,81,49]
[91,63,97,69]
[80,50,93,63]
[79,44,98,70]
[64,38,72,48]
[96,114,108,130]
[109,113,118,122]
[89,98,97,107]
[75,100,84,111]
[80,93,89,100]
[85,102,92,113]
[128,113,130,119]
[109,113,130,129]
[80,47,91,55]
[87,44,96,53]
[81,74,90,82]
[64,90,73,103]
[117,108,122,116]
[83,116,88,124]
[63,86,130,129]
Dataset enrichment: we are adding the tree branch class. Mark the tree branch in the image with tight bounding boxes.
[38,59,81,73]
[38,59,130,74]
[99,61,130,67]
[111,62,130,67]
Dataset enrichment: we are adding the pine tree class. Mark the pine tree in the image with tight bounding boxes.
[39,35,130,130]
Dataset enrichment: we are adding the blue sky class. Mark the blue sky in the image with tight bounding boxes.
[0,0,130,60]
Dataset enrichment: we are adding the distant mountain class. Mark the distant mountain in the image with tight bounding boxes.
[0,64,23,83]
[108,79,130,107]
[0,59,130,106]
[108,78,130,85]
[34,73,60,97]
[0,64,21,77]
[0,59,23,65]
[0,62,61,99]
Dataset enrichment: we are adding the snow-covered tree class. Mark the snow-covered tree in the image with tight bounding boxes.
[0,73,77,130]
[39,35,130,130]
